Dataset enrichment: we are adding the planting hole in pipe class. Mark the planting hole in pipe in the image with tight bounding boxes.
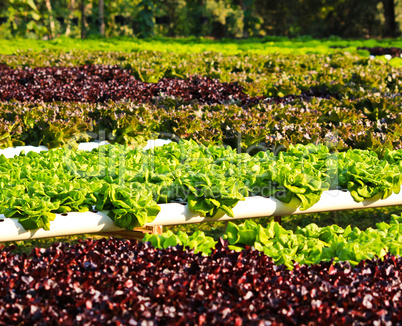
[61,213,68,216]
[0,219,4,222]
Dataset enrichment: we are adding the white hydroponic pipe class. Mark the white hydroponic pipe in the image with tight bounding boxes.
[0,140,172,158]
[1,189,402,242]
[146,189,402,226]
[0,211,123,242]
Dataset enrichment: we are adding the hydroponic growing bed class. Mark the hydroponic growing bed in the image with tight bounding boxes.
[1,39,402,325]
[1,140,402,242]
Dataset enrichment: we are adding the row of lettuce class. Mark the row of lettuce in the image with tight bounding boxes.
[1,236,402,324]
[0,65,258,104]
[0,50,401,100]
[1,141,402,231]
[0,94,401,153]
[145,215,402,269]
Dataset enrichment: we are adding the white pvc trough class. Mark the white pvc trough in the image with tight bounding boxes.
[0,212,123,242]
[0,145,48,158]
[1,189,402,242]
[0,139,173,157]
[146,189,402,226]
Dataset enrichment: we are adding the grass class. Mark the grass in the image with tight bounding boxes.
[1,35,402,56]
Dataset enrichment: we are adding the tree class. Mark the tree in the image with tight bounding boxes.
[80,0,85,39]
[65,0,75,37]
[99,0,105,36]
[134,0,155,38]
[44,0,55,38]
[382,0,397,37]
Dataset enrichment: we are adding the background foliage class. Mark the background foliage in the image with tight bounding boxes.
[0,0,401,39]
